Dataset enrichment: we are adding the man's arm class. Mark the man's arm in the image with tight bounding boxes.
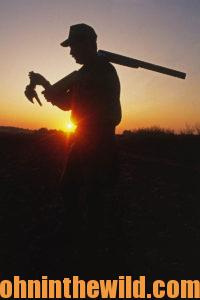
[43,71,78,111]
[43,88,72,111]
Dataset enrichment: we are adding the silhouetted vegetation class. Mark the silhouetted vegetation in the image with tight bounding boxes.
[123,125,200,136]
[123,126,175,137]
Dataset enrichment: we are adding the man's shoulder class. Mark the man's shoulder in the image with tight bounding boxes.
[91,57,120,84]
[78,56,117,74]
[96,55,117,73]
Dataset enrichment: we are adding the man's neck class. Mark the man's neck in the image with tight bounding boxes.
[84,52,98,65]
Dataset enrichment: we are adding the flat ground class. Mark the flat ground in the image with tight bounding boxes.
[0,132,200,281]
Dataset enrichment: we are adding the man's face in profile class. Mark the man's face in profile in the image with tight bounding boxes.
[70,42,86,65]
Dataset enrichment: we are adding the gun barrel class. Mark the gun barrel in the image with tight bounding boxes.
[98,50,186,79]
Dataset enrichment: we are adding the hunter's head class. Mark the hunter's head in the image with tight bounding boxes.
[61,23,97,64]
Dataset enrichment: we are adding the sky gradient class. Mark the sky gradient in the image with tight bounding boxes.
[0,0,200,133]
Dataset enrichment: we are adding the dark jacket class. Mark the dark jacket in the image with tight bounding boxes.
[70,56,121,132]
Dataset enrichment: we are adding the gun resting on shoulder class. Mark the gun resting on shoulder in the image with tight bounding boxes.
[25,50,186,106]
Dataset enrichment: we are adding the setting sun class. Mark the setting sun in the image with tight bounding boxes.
[64,121,77,133]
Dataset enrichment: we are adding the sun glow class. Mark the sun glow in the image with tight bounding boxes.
[64,121,77,133]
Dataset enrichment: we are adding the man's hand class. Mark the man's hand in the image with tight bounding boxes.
[29,71,51,89]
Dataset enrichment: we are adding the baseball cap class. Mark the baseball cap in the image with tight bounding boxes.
[60,23,97,47]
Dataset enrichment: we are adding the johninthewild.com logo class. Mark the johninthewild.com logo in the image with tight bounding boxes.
[0,275,199,299]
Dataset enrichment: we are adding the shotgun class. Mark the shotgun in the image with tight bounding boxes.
[25,50,186,105]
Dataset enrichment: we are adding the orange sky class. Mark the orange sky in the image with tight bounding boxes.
[0,0,200,133]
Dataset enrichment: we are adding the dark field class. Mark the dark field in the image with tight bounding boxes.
[0,131,200,281]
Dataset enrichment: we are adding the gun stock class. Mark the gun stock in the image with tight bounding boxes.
[47,71,78,93]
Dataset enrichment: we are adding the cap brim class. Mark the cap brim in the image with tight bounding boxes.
[60,39,70,47]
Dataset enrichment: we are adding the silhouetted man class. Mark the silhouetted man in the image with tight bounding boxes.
[43,24,121,268]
